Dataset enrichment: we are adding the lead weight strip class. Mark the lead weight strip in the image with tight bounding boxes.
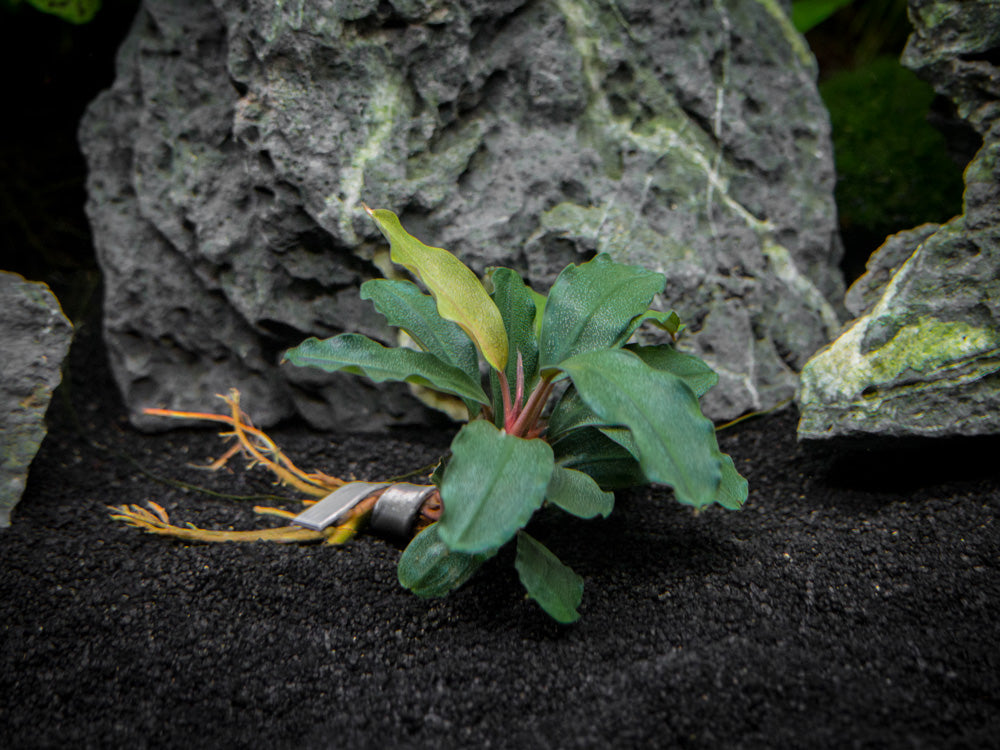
[291,481,390,531]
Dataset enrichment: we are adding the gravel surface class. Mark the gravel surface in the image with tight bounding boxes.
[2,316,998,749]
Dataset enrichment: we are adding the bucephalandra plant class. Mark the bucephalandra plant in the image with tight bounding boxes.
[111,206,747,623]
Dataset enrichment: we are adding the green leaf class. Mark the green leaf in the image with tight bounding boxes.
[791,0,855,32]
[437,420,554,553]
[550,427,647,490]
[558,349,722,507]
[529,287,547,339]
[625,344,719,398]
[616,308,684,346]
[714,453,749,510]
[546,384,603,440]
[283,333,490,406]
[398,523,492,597]
[360,278,482,416]
[546,466,614,519]
[360,279,479,379]
[514,531,583,624]
[26,0,100,23]
[538,254,664,373]
[488,267,540,424]
[366,207,508,371]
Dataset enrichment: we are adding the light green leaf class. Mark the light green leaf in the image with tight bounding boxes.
[514,531,583,624]
[366,207,508,371]
[283,333,489,406]
[551,427,647,490]
[437,420,554,553]
[397,523,493,597]
[546,465,614,519]
[487,267,541,425]
[625,344,719,398]
[538,253,665,373]
[529,286,547,339]
[558,349,722,507]
[26,0,100,23]
[360,278,479,379]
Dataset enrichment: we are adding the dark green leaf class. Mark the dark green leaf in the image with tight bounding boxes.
[398,523,492,597]
[538,254,665,373]
[360,278,479,379]
[487,267,540,425]
[546,384,602,440]
[616,308,684,346]
[360,278,482,415]
[558,349,722,507]
[551,427,647,490]
[625,344,719,398]
[437,421,554,553]
[283,333,489,406]
[514,531,583,624]
[546,466,614,519]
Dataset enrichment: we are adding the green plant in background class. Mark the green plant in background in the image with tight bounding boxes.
[792,0,857,33]
[2,0,101,23]
[280,208,747,623]
[793,0,967,280]
[820,56,964,251]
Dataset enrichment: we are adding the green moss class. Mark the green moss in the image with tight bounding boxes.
[803,314,1000,402]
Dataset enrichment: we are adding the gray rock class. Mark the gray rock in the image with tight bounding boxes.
[81,0,843,431]
[798,0,1000,440]
[0,272,74,527]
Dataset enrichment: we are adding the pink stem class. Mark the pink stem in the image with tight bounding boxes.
[508,374,554,437]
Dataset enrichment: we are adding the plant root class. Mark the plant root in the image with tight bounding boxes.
[108,389,440,546]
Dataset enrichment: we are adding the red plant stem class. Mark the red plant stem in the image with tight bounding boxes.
[498,369,516,429]
[508,374,555,437]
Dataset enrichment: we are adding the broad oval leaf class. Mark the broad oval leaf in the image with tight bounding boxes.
[360,278,479,380]
[366,207,508,372]
[398,523,493,598]
[437,420,554,553]
[558,349,723,507]
[546,465,614,519]
[538,254,664,373]
[551,427,647,490]
[625,343,719,398]
[283,333,489,406]
[514,531,583,624]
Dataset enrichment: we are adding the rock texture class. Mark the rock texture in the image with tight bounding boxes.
[798,0,1000,440]
[81,0,843,431]
[0,272,73,527]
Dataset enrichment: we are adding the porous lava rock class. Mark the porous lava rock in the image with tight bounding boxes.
[81,0,843,431]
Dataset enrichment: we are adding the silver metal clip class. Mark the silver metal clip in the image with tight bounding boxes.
[369,483,436,539]
[290,481,390,531]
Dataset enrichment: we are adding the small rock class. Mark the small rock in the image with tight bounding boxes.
[0,272,74,527]
[798,0,1000,440]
